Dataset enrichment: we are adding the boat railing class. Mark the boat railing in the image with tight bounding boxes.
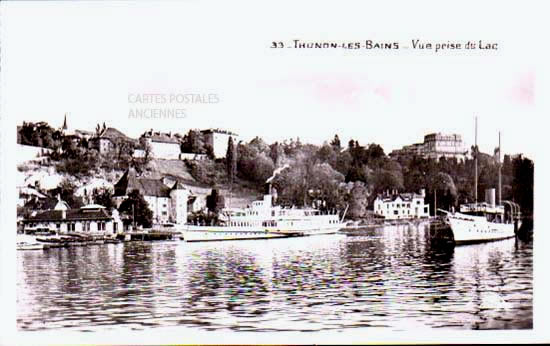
[460,202,504,214]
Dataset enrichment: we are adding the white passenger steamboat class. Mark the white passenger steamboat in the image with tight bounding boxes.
[442,195,521,244]
[439,121,522,244]
[183,194,347,242]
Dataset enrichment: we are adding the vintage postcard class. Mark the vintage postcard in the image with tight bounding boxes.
[1,0,547,344]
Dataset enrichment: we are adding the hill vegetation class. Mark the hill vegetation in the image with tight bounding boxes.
[17,122,534,219]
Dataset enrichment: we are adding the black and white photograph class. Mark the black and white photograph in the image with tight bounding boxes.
[0,1,547,344]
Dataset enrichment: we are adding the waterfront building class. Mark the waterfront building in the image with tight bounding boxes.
[200,128,238,159]
[140,130,182,160]
[390,132,467,161]
[22,198,122,235]
[113,168,189,225]
[373,190,430,220]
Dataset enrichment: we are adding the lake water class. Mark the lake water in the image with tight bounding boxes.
[17,223,533,332]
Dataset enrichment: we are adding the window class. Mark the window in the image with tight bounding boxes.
[394,210,398,215]
[114,223,118,231]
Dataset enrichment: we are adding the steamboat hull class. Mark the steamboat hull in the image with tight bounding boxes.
[447,214,516,244]
[183,223,345,242]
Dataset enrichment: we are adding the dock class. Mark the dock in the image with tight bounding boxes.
[116,230,181,241]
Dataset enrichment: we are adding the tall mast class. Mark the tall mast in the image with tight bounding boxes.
[498,131,502,205]
[474,117,478,203]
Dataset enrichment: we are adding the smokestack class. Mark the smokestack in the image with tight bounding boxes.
[485,188,496,207]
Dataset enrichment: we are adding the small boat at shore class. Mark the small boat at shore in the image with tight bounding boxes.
[17,242,47,250]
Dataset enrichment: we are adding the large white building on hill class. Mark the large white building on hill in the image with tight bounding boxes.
[390,133,467,161]
[200,128,238,159]
[140,130,182,160]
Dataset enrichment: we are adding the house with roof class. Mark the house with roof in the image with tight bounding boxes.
[22,196,122,235]
[373,189,430,220]
[113,168,189,225]
[90,125,137,154]
[140,130,182,160]
[17,187,47,208]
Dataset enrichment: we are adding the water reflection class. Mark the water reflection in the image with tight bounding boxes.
[17,223,532,332]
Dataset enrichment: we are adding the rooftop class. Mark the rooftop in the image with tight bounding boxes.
[141,130,181,144]
[200,128,238,136]
[376,192,424,203]
[24,207,112,222]
[114,169,172,197]
[95,127,136,143]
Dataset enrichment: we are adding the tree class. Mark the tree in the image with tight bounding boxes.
[118,189,153,228]
[31,131,43,148]
[366,143,385,164]
[269,142,284,166]
[404,169,426,193]
[511,155,534,215]
[205,144,215,160]
[92,187,114,210]
[272,161,344,209]
[371,169,404,195]
[134,140,152,172]
[226,136,237,185]
[42,132,55,148]
[334,150,353,177]
[115,138,135,162]
[346,164,368,183]
[249,136,269,154]
[52,178,83,208]
[237,141,275,185]
[317,144,337,164]
[428,172,458,212]
[181,129,206,154]
[330,134,341,150]
[206,188,225,214]
[347,182,369,219]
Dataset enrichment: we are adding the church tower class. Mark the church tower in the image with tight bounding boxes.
[61,113,68,131]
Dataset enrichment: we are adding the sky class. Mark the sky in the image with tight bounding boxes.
[1,1,537,158]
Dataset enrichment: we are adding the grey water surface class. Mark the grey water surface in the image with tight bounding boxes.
[17,223,532,332]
